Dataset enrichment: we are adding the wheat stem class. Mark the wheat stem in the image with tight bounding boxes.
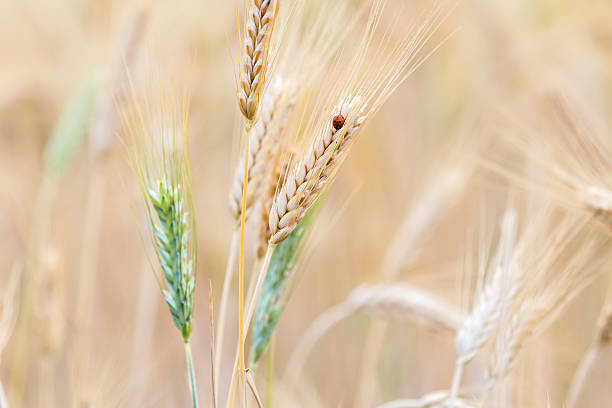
[565,345,599,408]
[238,126,250,408]
[184,341,199,408]
[226,245,274,408]
[449,360,465,402]
[0,380,6,408]
[9,173,57,406]
[209,281,218,408]
[266,335,275,408]
[215,231,239,398]
[245,369,264,408]
[565,301,612,407]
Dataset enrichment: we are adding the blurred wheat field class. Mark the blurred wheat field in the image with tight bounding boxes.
[1,0,612,407]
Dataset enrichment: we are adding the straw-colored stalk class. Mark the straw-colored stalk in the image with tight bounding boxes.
[225,246,275,408]
[565,302,612,408]
[0,264,20,408]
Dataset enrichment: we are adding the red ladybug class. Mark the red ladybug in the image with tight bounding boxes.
[332,114,345,130]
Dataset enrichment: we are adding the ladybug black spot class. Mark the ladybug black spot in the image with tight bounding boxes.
[332,114,345,130]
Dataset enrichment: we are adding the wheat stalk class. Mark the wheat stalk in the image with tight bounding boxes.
[565,301,612,408]
[0,263,20,407]
[238,0,279,121]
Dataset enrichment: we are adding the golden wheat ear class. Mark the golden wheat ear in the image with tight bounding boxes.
[267,0,454,245]
[238,0,279,121]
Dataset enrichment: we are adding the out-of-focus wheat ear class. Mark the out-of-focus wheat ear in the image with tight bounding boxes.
[268,97,366,244]
[346,284,465,332]
[88,2,149,159]
[238,0,279,121]
[486,300,548,387]
[229,77,289,220]
[286,283,463,387]
[256,147,292,258]
[45,75,101,176]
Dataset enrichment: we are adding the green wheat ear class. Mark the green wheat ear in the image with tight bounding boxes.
[251,206,318,365]
[148,179,195,341]
[44,74,100,176]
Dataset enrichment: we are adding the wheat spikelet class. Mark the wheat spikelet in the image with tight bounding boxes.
[238,0,278,121]
[487,300,547,384]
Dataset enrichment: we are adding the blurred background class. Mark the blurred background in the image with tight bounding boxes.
[1,0,612,407]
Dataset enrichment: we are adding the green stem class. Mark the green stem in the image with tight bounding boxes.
[266,335,275,408]
[184,341,199,408]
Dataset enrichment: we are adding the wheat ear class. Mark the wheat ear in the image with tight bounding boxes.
[347,284,464,331]
[238,0,278,121]
[287,283,461,387]
[122,86,199,407]
[230,77,291,220]
[268,97,366,243]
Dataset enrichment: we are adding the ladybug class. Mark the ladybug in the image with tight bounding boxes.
[332,114,345,130]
